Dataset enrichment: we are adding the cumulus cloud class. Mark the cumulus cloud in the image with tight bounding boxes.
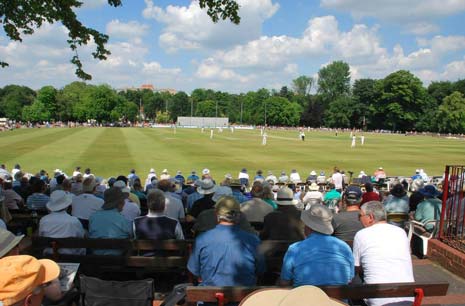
[106,20,150,40]
[143,0,279,52]
[441,56,465,80]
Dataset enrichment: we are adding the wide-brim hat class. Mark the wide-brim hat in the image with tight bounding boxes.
[309,183,319,191]
[212,186,233,202]
[275,187,298,206]
[102,187,128,210]
[239,285,346,306]
[46,190,73,212]
[301,204,334,235]
[390,184,407,197]
[0,229,24,258]
[229,179,242,187]
[419,185,441,198]
[310,170,317,176]
[197,179,217,194]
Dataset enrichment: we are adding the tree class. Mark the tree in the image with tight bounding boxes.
[292,75,313,96]
[352,79,379,129]
[36,86,58,119]
[323,95,354,128]
[195,100,217,117]
[300,95,325,127]
[168,91,190,121]
[22,101,50,123]
[317,61,351,104]
[262,96,302,126]
[0,85,35,120]
[428,81,453,106]
[1,0,240,80]
[374,70,428,131]
[436,91,465,134]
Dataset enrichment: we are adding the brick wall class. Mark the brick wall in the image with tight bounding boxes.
[429,239,465,277]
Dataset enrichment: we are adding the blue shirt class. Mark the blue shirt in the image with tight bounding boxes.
[187,192,203,210]
[187,224,264,286]
[415,198,442,232]
[89,209,132,255]
[281,232,354,286]
[26,193,50,211]
[384,195,409,214]
[232,190,248,204]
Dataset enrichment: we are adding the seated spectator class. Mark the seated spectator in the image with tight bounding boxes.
[134,189,183,240]
[192,186,256,236]
[301,183,324,207]
[71,176,104,230]
[289,169,301,184]
[115,176,140,206]
[415,185,442,232]
[26,179,49,211]
[278,171,289,183]
[70,173,83,196]
[174,170,185,185]
[384,184,409,213]
[332,186,364,241]
[127,169,139,187]
[265,171,278,184]
[160,169,170,180]
[229,179,248,204]
[0,255,61,306]
[306,170,317,183]
[260,187,304,241]
[316,171,326,185]
[187,170,199,182]
[188,179,217,221]
[238,168,250,188]
[187,196,264,286]
[144,168,157,191]
[409,179,425,213]
[253,170,265,183]
[89,188,132,254]
[158,179,185,221]
[262,183,277,210]
[353,201,414,306]
[361,182,380,204]
[131,178,147,203]
[280,204,354,286]
[39,190,85,255]
[324,183,341,201]
[241,182,274,222]
[3,181,24,210]
[0,228,23,257]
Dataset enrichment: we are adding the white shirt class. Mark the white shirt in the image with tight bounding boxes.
[121,199,141,222]
[238,172,249,180]
[164,193,185,221]
[353,223,414,306]
[265,175,278,184]
[289,172,301,183]
[302,191,324,203]
[71,193,104,220]
[39,211,86,255]
[331,172,343,189]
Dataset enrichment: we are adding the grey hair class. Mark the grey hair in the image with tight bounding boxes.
[360,201,386,222]
[147,189,166,212]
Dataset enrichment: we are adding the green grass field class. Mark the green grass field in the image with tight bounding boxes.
[0,127,464,178]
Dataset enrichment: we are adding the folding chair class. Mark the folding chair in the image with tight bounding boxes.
[79,275,154,306]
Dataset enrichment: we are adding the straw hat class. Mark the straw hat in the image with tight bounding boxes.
[275,187,298,206]
[301,204,334,235]
[46,190,73,212]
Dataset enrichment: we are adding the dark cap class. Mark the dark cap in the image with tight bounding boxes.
[102,187,127,210]
[344,185,362,203]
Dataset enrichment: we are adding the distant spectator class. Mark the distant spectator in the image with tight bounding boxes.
[113,180,141,223]
[253,170,265,183]
[71,176,104,230]
[229,179,248,204]
[128,169,139,187]
[331,167,343,193]
[144,168,157,191]
[280,204,354,286]
[306,170,317,183]
[238,168,250,187]
[3,181,24,210]
[384,184,409,225]
[301,183,324,207]
[361,182,380,204]
[261,187,304,241]
[188,179,217,221]
[174,170,185,185]
[241,182,274,222]
[415,185,442,232]
[316,171,326,185]
[373,167,386,183]
[265,171,278,184]
[278,171,289,183]
[158,179,185,221]
[131,178,146,203]
[289,169,301,184]
[71,173,84,196]
[262,183,278,210]
[332,186,364,241]
[160,169,170,180]
[187,170,199,182]
[26,179,49,211]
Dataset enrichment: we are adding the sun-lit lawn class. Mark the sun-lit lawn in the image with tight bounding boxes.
[0,127,464,178]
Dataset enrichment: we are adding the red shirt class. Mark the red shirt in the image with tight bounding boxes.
[361,191,380,204]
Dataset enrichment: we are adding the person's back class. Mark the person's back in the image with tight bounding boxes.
[415,197,441,231]
[261,205,304,240]
[71,181,104,222]
[332,211,363,241]
[241,184,273,222]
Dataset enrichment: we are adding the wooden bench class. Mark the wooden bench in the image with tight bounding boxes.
[31,237,193,278]
[185,282,449,306]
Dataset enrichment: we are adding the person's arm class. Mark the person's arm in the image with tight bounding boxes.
[175,222,184,240]
[279,246,295,287]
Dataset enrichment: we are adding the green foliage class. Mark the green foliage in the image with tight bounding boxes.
[300,95,325,127]
[155,111,171,123]
[168,91,190,121]
[292,75,313,96]
[324,95,354,128]
[317,61,351,104]
[1,1,239,80]
[263,96,301,126]
[0,85,35,120]
[37,86,58,118]
[196,100,217,117]
[436,91,465,134]
[22,101,50,122]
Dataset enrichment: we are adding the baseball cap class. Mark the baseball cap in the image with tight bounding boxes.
[0,255,60,306]
[344,185,362,203]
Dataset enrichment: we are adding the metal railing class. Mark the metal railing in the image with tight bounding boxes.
[439,165,465,253]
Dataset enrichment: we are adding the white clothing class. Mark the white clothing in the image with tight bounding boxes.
[238,172,250,180]
[351,136,356,148]
[164,193,185,221]
[71,193,104,220]
[11,168,20,177]
[331,172,344,190]
[289,172,301,184]
[210,129,214,139]
[353,223,414,306]
[316,175,326,184]
[72,171,82,177]
[262,133,267,145]
[265,175,278,184]
[39,211,85,255]
[121,199,141,222]
[302,191,324,203]
[361,136,365,145]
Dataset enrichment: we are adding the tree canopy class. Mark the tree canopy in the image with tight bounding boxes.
[0,0,241,80]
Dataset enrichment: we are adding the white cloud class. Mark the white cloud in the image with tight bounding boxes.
[106,20,149,40]
[441,56,465,80]
[143,0,279,52]
[79,0,108,9]
[404,22,439,35]
[321,0,465,21]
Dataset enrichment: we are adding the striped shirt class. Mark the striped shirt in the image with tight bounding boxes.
[27,193,50,211]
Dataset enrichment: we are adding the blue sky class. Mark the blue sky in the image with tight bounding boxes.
[1,0,465,93]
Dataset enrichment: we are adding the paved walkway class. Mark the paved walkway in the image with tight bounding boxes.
[413,258,465,305]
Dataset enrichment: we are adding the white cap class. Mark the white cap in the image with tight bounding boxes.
[202,168,210,175]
